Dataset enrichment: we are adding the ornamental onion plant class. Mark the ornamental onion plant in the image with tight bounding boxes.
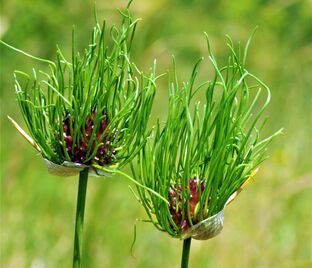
[1,6,163,267]
[131,33,282,267]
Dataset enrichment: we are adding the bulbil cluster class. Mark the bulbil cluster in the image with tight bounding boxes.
[63,111,116,165]
[169,177,206,232]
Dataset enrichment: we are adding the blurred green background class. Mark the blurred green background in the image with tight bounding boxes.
[1,0,311,267]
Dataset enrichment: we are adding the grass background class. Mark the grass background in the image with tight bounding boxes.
[1,0,311,267]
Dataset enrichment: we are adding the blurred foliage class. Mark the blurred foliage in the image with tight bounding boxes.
[1,0,312,267]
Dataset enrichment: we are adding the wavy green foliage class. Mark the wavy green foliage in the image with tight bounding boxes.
[132,35,282,238]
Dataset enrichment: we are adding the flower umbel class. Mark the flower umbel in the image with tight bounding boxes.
[132,33,282,241]
[5,8,156,175]
[2,5,160,268]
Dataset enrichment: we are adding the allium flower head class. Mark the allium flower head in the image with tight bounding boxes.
[2,6,167,267]
[132,34,282,240]
[6,8,157,176]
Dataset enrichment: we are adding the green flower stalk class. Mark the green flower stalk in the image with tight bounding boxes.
[131,34,282,267]
[2,6,160,267]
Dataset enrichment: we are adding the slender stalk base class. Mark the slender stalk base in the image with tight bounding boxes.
[181,237,192,268]
[72,168,89,268]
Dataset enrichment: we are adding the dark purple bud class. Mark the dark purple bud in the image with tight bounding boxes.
[61,110,116,166]
[168,177,206,233]
[65,135,73,145]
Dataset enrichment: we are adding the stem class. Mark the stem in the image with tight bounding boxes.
[72,168,89,268]
[181,237,192,268]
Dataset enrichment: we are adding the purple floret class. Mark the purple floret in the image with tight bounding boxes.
[62,111,116,165]
[168,177,206,232]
